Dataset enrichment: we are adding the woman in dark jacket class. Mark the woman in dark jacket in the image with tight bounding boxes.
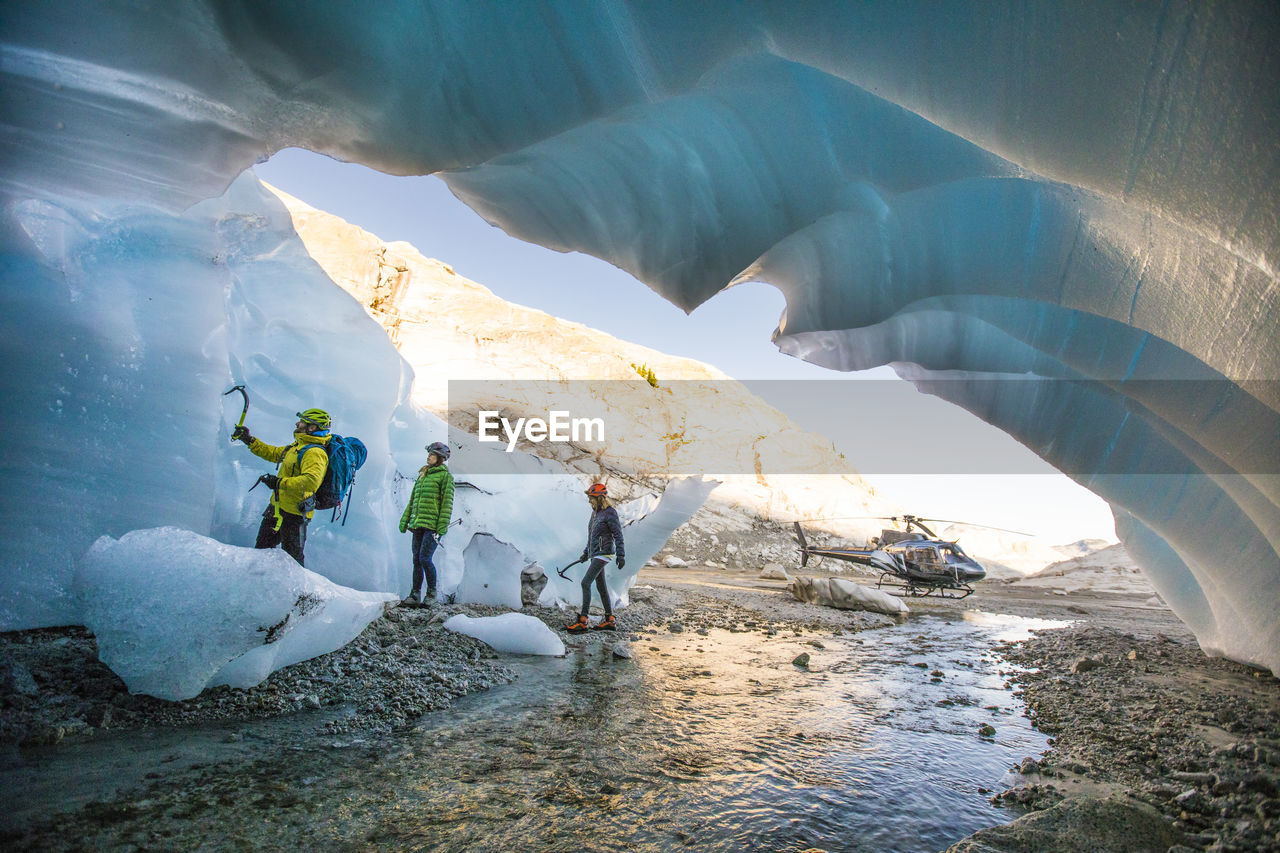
[565,483,625,633]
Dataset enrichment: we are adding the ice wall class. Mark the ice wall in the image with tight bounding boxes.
[1,173,408,628]
[1,2,1277,672]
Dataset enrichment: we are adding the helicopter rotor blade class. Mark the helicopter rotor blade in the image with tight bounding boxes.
[791,514,1035,538]
[918,518,1035,537]
[787,516,901,524]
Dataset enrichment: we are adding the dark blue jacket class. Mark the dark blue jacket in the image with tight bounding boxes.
[583,506,625,560]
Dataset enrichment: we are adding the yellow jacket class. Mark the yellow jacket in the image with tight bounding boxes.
[248,432,330,518]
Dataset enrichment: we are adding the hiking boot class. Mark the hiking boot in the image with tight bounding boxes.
[422,589,437,605]
[565,615,590,634]
[592,614,617,631]
[400,590,421,607]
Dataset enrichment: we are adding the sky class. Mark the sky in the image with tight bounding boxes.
[255,148,1117,544]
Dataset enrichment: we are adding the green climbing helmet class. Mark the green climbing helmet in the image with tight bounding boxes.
[296,408,332,429]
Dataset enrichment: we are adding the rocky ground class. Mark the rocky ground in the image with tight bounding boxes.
[1,563,1276,852]
[985,624,1280,852]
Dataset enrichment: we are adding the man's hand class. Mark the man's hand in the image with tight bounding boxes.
[260,474,280,490]
[232,425,253,444]
[616,557,626,570]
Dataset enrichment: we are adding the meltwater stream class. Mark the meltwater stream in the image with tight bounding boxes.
[337,610,1064,852]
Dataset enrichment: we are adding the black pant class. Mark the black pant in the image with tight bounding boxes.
[580,557,611,616]
[255,505,307,566]
[411,528,439,593]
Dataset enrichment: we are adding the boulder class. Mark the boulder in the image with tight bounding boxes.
[1071,656,1103,674]
[760,563,790,580]
[520,563,547,606]
[945,793,1182,853]
[790,576,909,616]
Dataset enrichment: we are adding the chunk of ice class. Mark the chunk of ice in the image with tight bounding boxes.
[455,533,524,610]
[443,613,565,656]
[77,527,396,700]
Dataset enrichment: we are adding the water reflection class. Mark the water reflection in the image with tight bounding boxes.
[365,612,1052,853]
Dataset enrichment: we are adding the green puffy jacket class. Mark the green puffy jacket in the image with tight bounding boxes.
[249,432,330,519]
[399,463,455,534]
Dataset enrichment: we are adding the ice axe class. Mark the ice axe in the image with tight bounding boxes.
[223,384,249,443]
[248,473,279,494]
[556,557,586,580]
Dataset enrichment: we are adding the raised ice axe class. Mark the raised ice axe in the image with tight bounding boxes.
[223,384,249,443]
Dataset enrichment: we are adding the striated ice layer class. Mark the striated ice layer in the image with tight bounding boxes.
[443,613,565,657]
[1,2,1276,674]
[77,527,397,701]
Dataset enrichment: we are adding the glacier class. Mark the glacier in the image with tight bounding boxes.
[1,2,1277,674]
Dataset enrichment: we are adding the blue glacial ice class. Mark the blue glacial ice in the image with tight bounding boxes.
[1,2,1277,674]
[78,527,398,700]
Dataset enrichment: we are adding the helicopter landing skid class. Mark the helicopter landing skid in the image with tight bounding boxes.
[876,573,975,600]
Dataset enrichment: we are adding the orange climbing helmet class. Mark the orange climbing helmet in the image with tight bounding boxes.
[585,483,608,498]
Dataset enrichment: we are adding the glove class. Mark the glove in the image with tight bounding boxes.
[616,557,626,570]
[261,473,280,490]
[579,551,589,563]
[232,425,253,444]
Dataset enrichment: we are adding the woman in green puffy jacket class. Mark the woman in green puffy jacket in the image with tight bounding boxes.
[398,441,455,604]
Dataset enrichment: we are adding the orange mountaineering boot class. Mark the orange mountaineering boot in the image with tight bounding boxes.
[592,614,617,631]
[565,614,590,634]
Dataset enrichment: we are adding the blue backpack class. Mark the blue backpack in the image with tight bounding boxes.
[298,434,367,523]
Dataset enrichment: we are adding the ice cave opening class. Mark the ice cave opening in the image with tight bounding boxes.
[0,1,1276,682]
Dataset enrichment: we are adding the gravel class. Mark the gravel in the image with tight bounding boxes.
[2,569,1277,852]
[991,624,1280,851]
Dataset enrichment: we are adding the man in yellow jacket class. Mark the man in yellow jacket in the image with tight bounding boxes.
[233,408,331,567]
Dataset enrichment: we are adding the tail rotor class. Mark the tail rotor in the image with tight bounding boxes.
[793,522,810,568]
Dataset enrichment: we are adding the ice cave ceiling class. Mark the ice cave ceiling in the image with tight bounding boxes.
[1,1,1277,672]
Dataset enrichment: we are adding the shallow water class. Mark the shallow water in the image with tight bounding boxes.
[4,610,1065,851]
[346,610,1062,852]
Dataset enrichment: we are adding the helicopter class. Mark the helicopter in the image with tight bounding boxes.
[791,515,1019,599]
